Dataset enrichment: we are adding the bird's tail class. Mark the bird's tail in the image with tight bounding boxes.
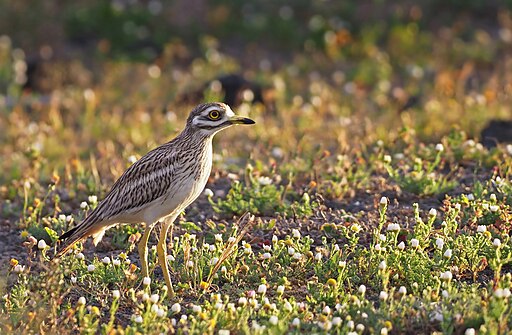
[55,216,108,257]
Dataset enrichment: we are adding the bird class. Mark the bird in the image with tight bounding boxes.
[56,102,255,297]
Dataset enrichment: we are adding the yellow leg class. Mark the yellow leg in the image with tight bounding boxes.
[157,215,177,298]
[138,223,154,279]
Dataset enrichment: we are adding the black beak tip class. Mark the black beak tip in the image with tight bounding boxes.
[243,118,256,125]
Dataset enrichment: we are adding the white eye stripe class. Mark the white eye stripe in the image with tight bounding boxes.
[203,106,222,116]
[225,106,235,117]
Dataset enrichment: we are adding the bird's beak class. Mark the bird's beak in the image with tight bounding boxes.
[228,115,256,125]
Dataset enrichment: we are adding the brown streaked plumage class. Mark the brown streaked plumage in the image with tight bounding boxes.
[56,102,255,297]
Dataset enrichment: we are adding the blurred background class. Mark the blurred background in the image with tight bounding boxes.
[1,0,512,182]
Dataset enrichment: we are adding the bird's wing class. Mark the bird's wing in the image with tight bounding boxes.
[56,144,181,256]
[93,145,181,222]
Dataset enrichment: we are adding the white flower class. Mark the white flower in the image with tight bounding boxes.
[464,328,476,335]
[14,264,25,273]
[167,255,175,263]
[411,239,419,248]
[287,247,295,255]
[37,239,47,250]
[88,195,98,204]
[76,252,85,260]
[397,241,405,250]
[440,271,453,281]
[209,244,216,252]
[455,203,461,210]
[171,303,181,313]
[214,233,223,242]
[477,225,487,233]
[133,315,143,323]
[356,324,365,332]
[467,194,475,201]
[442,290,449,298]
[142,293,149,301]
[338,261,346,268]
[77,297,86,306]
[435,143,444,152]
[262,252,271,260]
[375,244,382,251]
[493,238,501,247]
[315,252,322,261]
[443,249,452,258]
[350,223,362,233]
[283,301,293,311]
[334,244,340,251]
[387,223,400,231]
[379,291,388,301]
[322,306,331,314]
[272,235,278,243]
[192,305,202,313]
[112,290,120,299]
[379,196,388,205]
[263,244,271,251]
[102,256,111,264]
[112,258,121,266]
[383,155,392,163]
[381,327,389,335]
[204,188,214,197]
[218,330,230,335]
[227,236,236,244]
[210,257,219,266]
[429,208,437,217]
[292,229,301,239]
[379,234,386,241]
[332,316,342,327]
[128,155,137,164]
[151,304,159,313]
[80,201,88,209]
[143,277,151,286]
[238,297,247,306]
[87,264,95,272]
[490,193,497,202]
[186,260,194,268]
[291,317,301,327]
[257,176,273,186]
[269,315,278,325]
[71,276,77,284]
[150,294,159,303]
[321,320,332,331]
[435,238,444,250]
[156,308,165,317]
[258,284,267,295]
[399,286,407,295]
[346,320,355,329]
[293,253,302,260]
[490,205,499,212]
[379,261,387,270]
[277,285,285,294]
[482,203,489,210]
[358,285,367,294]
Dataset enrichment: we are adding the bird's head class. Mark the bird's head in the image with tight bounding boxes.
[186,102,255,136]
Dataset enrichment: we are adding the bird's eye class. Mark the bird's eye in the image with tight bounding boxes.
[208,110,221,120]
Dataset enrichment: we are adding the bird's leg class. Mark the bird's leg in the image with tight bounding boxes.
[138,223,154,279]
[157,214,178,298]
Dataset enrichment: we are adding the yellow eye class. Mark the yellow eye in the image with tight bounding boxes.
[208,110,221,120]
